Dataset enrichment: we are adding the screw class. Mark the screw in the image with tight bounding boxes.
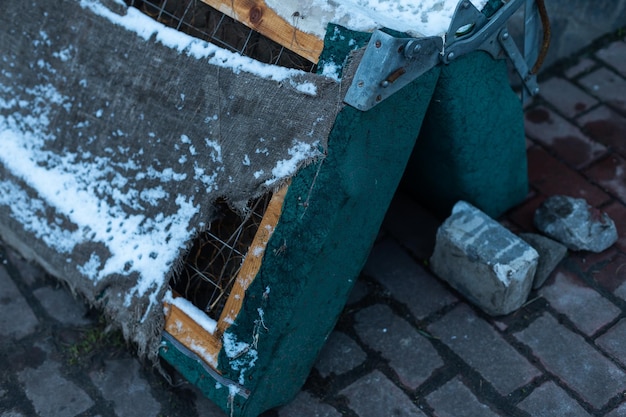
[380,80,390,88]
[375,40,382,48]
[532,87,540,95]
[501,31,510,41]
[447,52,456,61]
[357,80,364,88]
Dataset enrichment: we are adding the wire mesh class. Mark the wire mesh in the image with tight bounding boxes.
[172,194,273,321]
[125,0,317,72]
[124,1,312,319]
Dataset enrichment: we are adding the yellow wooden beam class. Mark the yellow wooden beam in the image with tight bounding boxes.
[217,183,289,335]
[200,0,324,63]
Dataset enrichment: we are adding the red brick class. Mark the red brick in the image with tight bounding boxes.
[527,146,611,206]
[569,247,619,273]
[584,154,626,203]
[538,77,598,118]
[525,106,607,169]
[591,253,626,293]
[604,201,626,252]
[577,105,626,158]
[505,193,545,232]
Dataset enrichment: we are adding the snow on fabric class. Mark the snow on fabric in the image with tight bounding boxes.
[265,0,489,39]
[0,0,344,362]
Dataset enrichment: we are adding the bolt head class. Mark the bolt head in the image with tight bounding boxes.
[447,52,456,61]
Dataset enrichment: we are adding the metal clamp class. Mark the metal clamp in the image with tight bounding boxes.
[343,32,443,111]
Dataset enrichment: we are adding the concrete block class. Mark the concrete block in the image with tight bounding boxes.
[430,201,539,316]
[534,195,618,253]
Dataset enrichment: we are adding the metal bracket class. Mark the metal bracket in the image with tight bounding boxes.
[344,0,542,111]
[343,31,443,111]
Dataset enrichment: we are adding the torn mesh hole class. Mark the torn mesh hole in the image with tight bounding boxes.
[170,193,273,320]
[125,0,317,72]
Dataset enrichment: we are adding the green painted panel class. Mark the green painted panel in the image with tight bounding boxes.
[403,51,528,218]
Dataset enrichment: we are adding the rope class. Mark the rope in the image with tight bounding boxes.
[530,0,551,74]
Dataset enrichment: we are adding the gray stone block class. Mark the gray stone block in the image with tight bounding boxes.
[534,195,618,253]
[430,201,538,316]
[519,233,568,289]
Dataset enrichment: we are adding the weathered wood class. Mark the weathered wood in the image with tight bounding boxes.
[199,0,324,63]
[164,294,222,368]
[216,183,288,335]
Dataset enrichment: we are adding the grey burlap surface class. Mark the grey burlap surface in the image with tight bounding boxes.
[0,0,343,360]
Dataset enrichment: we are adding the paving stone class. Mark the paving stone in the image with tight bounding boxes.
[278,391,341,417]
[17,360,94,417]
[363,239,456,320]
[577,105,626,158]
[354,304,443,390]
[33,286,91,326]
[596,319,626,367]
[596,40,626,77]
[525,106,607,169]
[526,146,611,207]
[381,193,440,260]
[540,271,621,336]
[339,370,426,417]
[0,267,38,340]
[315,331,366,378]
[517,381,592,417]
[428,304,541,395]
[534,195,619,252]
[605,403,626,417]
[514,313,626,409]
[430,201,538,316]
[5,249,46,287]
[564,57,597,79]
[346,279,369,305]
[519,233,568,289]
[89,359,161,417]
[539,77,599,117]
[579,67,626,114]
[425,377,500,417]
[584,154,626,202]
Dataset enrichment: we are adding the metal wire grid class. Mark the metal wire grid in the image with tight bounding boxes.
[172,194,273,320]
[125,0,316,72]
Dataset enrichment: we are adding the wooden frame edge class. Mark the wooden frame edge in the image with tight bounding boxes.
[199,0,324,63]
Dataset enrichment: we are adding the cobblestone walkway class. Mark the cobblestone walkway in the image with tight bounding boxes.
[2,33,626,417]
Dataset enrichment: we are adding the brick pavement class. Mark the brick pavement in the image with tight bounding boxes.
[2,33,626,417]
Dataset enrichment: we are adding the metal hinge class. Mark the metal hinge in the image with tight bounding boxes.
[344,0,544,111]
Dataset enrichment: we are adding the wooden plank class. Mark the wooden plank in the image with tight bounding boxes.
[216,183,289,335]
[164,295,222,369]
[199,0,324,63]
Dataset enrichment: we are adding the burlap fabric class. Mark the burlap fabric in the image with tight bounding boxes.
[0,0,344,361]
